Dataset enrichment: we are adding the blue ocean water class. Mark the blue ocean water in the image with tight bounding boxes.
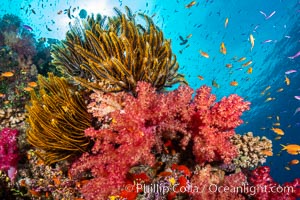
[1,0,299,185]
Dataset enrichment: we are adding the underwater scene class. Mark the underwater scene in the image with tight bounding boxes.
[0,0,300,199]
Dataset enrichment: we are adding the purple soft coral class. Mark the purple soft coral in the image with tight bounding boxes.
[0,128,19,181]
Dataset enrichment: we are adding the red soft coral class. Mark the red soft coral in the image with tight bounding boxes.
[71,82,250,199]
[191,86,250,164]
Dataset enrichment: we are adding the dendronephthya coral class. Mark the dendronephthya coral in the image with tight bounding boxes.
[51,6,186,94]
[231,132,273,168]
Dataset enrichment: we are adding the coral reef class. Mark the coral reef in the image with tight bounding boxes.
[0,128,19,182]
[247,166,300,199]
[71,81,250,199]
[26,73,92,165]
[51,7,186,93]
[231,132,273,169]
[0,108,26,129]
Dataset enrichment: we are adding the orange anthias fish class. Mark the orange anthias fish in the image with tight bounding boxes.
[224,17,229,28]
[271,127,284,135]
[242,60,252,67]
[28,82,38,87]
[197,75,204,80]
[237,57,246,62]
[280,144,300,155]
[230,81,238,86]
[289,159,299,165]
[185,1,196,8]
[226,64,232,68]
[1,71,14,77]
[212,79,220,88]
[250,34,255,51]
[262,150,273,156]
[220,42,226,55]
[23,87,34,92]
[247,67,253,74]
[199,50,209,58]
[285,75,290,85]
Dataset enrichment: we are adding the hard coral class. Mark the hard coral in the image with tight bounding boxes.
[26,73,92,165]
[51,6,186,93]
[0,128,19,182]
[231,132,273,169]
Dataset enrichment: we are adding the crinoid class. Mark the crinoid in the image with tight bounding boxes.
[26,73,92,164]
[51,6,186,94]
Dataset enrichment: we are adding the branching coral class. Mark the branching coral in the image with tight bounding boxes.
[26,73,92,165]
[51,7,186,93]
[231,132,273,169]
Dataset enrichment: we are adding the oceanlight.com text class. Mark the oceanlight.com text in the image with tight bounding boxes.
[124,182,294,196]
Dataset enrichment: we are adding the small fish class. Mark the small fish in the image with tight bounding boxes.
[0,93,5,98]
[1,72,14,77]
[186,34,193,39]
[57,10,63,15]
[273,123,280,126]
[265,11,276,20]
[271,127,284,135]
[289,159,299,165]
[260,127,266,130]
[197,75,204,80]
[31,9,36,14]
[284,75,290,85]
[237,57,246,62]
[267,116,272,119]
[28,82,38,87]
[281,144,300,155]
[230,81,238,86]
[46,25,52,31]
[249,34,255,51]
[212,79,220,88]
[274,136,281,140]
[288,51,300,59]
[293,107,300,115]
[23,87,34,92]
[276,116,280,121]
[294,96,300,100]
[247,67,253,74]
[242,60,252,67]
[262,150,273,156]
[265,97,275,102]
[285,70,297,74]
[199,50,209,58]
[185,1,196,8]
[259,11,267,18]
[224,17,229,28]
[23,24,33,31]
[262,39,272,44]
[276,88,283,92]
[226,64,232,68]
[220,42,226,55]
[285,166,291,171]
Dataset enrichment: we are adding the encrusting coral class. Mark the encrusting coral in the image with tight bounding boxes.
[51,6,186,94]
[231,132,273,169]
[25,73,92,165]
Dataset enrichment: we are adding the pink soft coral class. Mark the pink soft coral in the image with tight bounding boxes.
[71,82,250,199]
[0,128,19,182]
[191,86,250,164]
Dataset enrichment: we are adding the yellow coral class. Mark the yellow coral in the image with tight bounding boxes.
[51,6,186,94]
[26,73,92,164]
